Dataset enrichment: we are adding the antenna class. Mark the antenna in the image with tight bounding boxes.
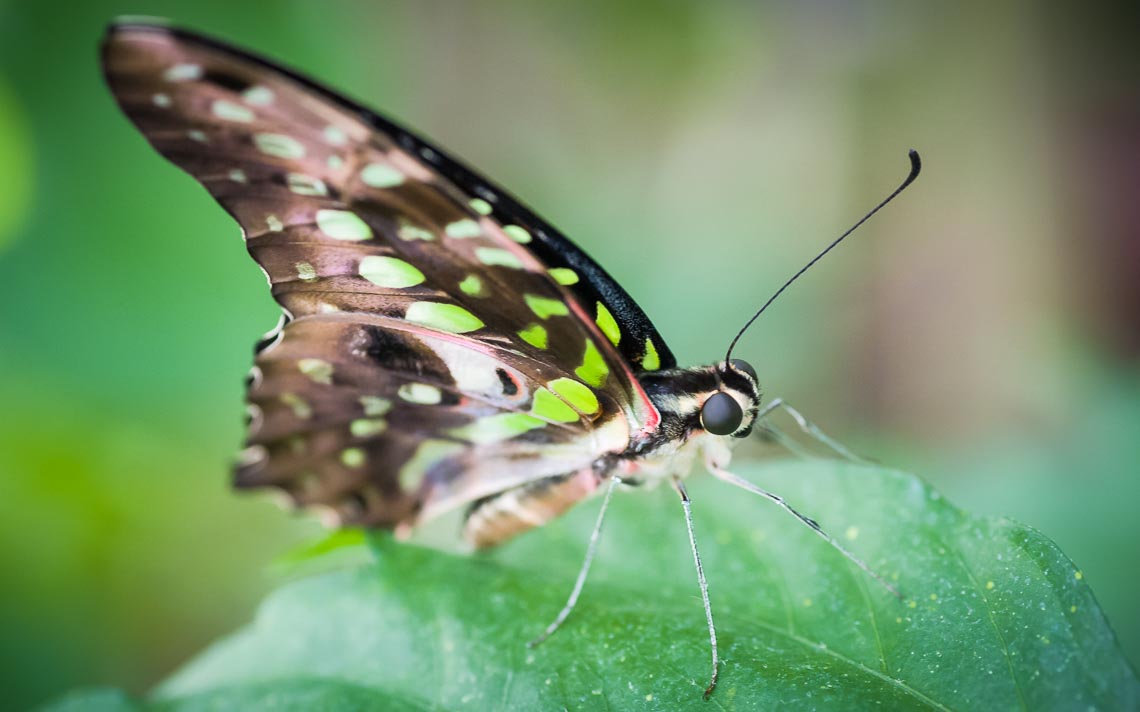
[724,150,922,364]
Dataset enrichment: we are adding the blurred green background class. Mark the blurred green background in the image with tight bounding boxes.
[2,1,1138,708]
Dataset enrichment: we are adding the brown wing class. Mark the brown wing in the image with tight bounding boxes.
[102,22,662,532]
[242,315,631,529]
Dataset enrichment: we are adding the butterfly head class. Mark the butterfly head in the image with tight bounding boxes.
[699,359,760,437]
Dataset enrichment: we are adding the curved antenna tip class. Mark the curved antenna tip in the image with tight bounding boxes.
[904,150,922,186]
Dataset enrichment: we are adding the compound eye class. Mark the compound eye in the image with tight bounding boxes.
[729,358,758,382]
[700,392,744,436]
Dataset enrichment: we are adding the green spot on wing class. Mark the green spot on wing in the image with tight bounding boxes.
[445,219,482,239]
[503,225,532,243]
[518,323,548,349]
[341,448,366,468]
[576,340,609,387]
[316,210,372,241]
[359,396,392,417]
[548,267,579,286]
[350,419,388,438]
[474,247,523,269]
[530,388,580,423]
[449,413,545,444]
[280,393,312,419]
[642,338,661,371]
[548,377,599,414]
[361,163,405,188]
[595,303,621,346]
[525,294,569,319]
[458,274,485,296]
[405,302,484,334]
[469,198,493,215]
[298,358,334,385]
[359,256,425,288]
[397,383,442,405]
[397,220,434,241]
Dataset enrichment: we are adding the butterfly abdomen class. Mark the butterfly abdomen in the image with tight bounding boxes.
[463,468,603,548]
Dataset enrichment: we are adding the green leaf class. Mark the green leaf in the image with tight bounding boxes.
[43,461,1140,710]
[268,527,370,576]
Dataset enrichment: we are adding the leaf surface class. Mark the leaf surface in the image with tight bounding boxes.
[45,460,1140,710]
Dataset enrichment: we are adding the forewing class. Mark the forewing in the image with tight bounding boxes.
[102,23,659,529]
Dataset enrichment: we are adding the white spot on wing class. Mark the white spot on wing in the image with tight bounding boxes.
[242,85,275,106]
[236,444,267,467]
[212,99,255,123]
[287,173,328,196]
[296,262,318,282]
[163,63,201,82]
[429,339,517,399]
[474,186,498,202]
[254,132,306,159]
[245,404,263,435]
[323,125,348,146]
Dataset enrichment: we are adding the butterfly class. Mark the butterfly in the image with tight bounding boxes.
[102,20,919,698]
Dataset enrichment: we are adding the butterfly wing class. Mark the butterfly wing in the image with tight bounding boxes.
[102,22,672,532]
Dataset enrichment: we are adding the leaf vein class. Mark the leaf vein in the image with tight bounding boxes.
[949,548,1029,711]
[744,617,951,711]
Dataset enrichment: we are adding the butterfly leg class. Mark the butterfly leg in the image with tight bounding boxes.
[706,463,902,599]
[756,397,869,463]
[528,474,622,648]
[754,420,814,459]
[670,476,720,699]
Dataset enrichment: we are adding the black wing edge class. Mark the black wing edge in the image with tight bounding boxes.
[101,18,678,372]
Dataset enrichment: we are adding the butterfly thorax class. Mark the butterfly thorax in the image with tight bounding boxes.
[615,363,761,484]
